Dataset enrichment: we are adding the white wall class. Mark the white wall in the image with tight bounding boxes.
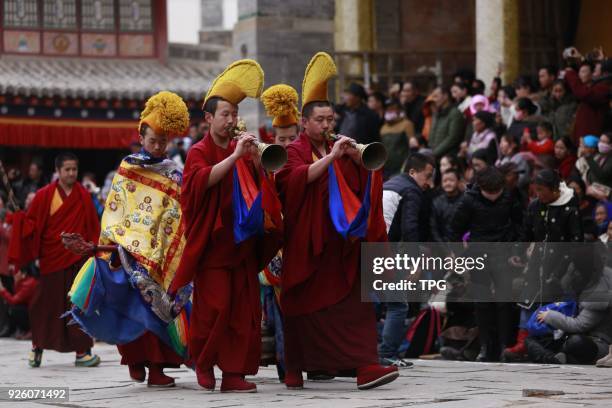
[223,0,238,30]
[168,0,200,44]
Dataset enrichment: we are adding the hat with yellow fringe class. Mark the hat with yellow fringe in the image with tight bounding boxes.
[204,59,264,107]
[139,91,190,137]
[301,52,337,111]
[261,84,299,128]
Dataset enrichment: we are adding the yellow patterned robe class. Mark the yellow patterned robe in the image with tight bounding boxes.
[99,155,185,291]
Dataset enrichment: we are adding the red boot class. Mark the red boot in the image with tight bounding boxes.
[502,329,529,362]
[128,363,146,383]
[147,364,175,388]
[357,365,399,390]
[196,368,215,391]
[220,373,257,393]
[284,370,304,389]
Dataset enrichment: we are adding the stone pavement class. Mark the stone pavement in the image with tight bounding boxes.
[1,338,612,407]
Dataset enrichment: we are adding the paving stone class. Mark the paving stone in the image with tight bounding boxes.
[1,338,612,407]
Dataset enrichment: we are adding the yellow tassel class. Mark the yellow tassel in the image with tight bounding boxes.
[261,84,299,119]
[140,91,190,136]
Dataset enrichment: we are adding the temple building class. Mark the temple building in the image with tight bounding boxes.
[0,0,223,177]
[2,0,610,177]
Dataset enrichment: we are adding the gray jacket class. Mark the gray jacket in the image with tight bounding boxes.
[545,267,612,343]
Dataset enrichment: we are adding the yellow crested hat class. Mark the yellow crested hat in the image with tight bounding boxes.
[261,84,299,128]
[139,91,190,137]
[301,52,337,111]
[204,59,264,106]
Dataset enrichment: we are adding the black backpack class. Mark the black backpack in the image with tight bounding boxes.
[402,306,441,358]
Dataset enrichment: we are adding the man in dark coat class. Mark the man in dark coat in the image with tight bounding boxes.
[400,81,425,133]
[335,83,382,146]
[450,166,523,362]
[380,153,434,366]
[384,153,435,242]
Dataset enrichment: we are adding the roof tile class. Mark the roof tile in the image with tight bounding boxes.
[0,57,219,100]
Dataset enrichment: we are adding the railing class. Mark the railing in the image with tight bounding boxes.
[333,49,475,95]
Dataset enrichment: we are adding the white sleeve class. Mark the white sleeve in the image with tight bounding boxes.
[382,190,401,233]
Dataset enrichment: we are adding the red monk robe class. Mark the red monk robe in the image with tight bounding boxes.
[9,181,100,353]
[170,132,281,377]
[275,132,387,373]
[117,331,183,375]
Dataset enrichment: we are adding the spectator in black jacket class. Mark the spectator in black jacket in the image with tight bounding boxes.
[520,170,583,243]
[383,153,435,242]
[431,169,462,245]
[499,161,529,210]
[335,83,382,145]
[400,81,425,133]
[451,166,523,362]
[379,153,435,367]
[502,169,583,362]
[471,148,492,174]
[451,167,523,243]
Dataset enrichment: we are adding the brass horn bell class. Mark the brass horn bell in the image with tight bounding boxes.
[231,119,288,172]
[328,133,388,171]
[354,142,388,171]
[258,142,288,172]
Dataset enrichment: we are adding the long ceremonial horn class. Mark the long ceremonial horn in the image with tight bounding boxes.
[327,133,388,171]
[231,119,288,172]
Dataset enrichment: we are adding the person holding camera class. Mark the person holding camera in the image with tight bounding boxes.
[563,47,609,143]
[82,172,104,218]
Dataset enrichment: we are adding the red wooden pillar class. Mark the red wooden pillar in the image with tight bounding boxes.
[155,0,168,63]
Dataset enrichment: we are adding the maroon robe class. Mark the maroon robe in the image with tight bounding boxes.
[565,69,609,143]
[9,181,100,352]
[275,132,387,372]
[170,133,280,375]
[9,181,99,274]
[117,332,183,367]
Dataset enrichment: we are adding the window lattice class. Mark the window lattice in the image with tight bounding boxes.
[43,0,77,29]
[81,0,115,31]
[119,0,152,32]
[3,0,39,28]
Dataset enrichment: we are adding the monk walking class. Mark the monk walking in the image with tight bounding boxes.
[9,152,101,368]
[276,52,399,390]
[169,59,282,393]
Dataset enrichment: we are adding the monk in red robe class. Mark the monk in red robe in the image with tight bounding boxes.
[275,52,399,390]
[169,59,280,393]
[9,152,101,368]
